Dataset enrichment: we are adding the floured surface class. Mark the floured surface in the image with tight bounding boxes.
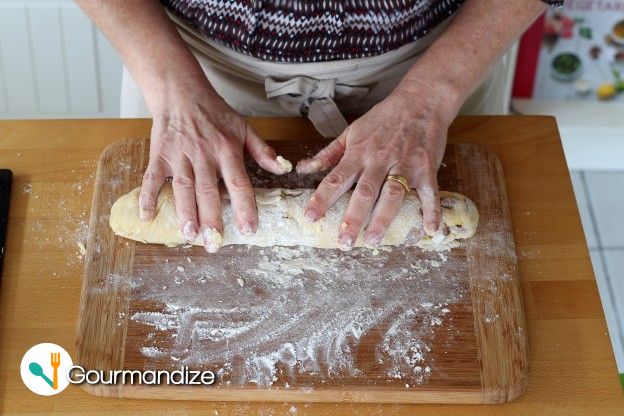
[76,139,527,403]
[124,244,477,388]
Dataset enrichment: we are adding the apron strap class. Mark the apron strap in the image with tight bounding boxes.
[265,76,368,138]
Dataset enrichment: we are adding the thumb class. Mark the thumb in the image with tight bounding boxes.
[296,130,347,175]
[244,124,292,175]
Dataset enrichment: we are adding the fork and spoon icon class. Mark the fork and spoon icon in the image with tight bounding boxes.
[28,352,61,389]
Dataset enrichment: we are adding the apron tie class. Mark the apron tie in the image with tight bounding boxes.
[265,76,369,138]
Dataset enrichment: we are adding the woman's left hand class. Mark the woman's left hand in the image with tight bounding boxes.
[296,81,462,249]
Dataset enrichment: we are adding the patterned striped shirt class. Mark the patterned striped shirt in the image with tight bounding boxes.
[162,0,563,63]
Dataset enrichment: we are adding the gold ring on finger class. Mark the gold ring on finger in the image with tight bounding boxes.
[385,175,410,194]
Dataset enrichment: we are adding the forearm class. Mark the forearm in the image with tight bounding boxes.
[75,0,215,110]
[395,0,548,118]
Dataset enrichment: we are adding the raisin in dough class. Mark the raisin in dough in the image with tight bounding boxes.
[109,184,478,250]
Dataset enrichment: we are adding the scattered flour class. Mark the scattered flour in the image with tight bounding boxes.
[128,243,468,387]
[22,165,97,277]
[22,157,146,279]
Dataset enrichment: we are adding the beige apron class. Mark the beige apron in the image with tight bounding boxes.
[121,14,515,137]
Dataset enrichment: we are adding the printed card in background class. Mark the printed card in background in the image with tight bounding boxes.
[514,1,624,101]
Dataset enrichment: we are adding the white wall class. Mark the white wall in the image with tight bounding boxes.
[0,0,123,119]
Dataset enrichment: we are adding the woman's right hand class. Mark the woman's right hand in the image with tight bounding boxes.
[75,1,290,253]
[139,72,291,253]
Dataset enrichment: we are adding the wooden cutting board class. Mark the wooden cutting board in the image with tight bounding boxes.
[75,138,527,404]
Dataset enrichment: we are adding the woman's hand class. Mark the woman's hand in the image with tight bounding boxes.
[292,0,550,250]
[76,0,291,253]
[296,80,462,249]
[140,73,291,252]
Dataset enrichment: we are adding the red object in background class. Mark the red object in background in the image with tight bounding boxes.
[561,14,575,38]
[512,13,545,98]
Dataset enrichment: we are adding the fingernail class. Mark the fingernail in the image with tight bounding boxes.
[139,208,152,222]
[240,222,255,235]
[202,227,223,253]
[182,220,197,241]
[311,159,324,171]
[297,159,324,175]
[426,220,440,236]
[306,159,324,173]
[366,231,382,246]
[338,234,353,251]
[304,208,318,222]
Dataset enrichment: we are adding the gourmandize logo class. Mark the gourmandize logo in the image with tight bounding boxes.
[20,343,73,396]
[20,343,218,394]
[29,352,61,390]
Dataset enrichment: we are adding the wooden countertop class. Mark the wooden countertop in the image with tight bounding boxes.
[0,116,621,415]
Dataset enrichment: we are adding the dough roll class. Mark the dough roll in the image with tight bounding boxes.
[109,184,478,250]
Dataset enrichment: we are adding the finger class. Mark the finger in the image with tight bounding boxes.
[193,159,223,253]
[296,133,346,174]
[364,175,407,246]
[304,159,360,222]
[415,173,441,236]
[171,156,199,242]
[219,152,257,234]
[244,124,292,175]
[139,158,169,222]
[338,165,387,249]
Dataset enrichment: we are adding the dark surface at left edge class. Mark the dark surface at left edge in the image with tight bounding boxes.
[0,169,12,280]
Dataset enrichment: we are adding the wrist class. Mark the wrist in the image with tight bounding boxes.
[140,66,220,116]
[390,73,464,128]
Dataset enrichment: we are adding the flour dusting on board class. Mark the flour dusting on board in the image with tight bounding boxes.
[21,162,98,277]
[128,244,467,387]
[21,158,141,278]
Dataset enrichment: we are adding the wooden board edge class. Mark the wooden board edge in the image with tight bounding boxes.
[79,383,485,404]
[75,138,149,398]
[456,143,530,404]
[488,145,530,402]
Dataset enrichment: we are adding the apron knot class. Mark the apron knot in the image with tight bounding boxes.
[265,76,368,138]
